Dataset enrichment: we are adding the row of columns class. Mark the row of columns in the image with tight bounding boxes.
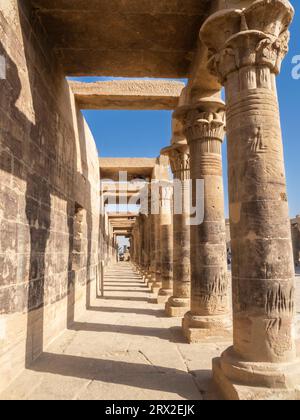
[131,0,299,399]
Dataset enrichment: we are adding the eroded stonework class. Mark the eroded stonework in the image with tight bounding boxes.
[0,0,299,401]
[201,0,299,400]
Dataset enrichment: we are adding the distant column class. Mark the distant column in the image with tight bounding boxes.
[178,97,230,342]
[156,182,174,304]
[148,182,159,288]
[164,141,191,317]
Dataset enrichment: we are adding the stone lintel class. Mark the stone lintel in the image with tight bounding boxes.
[101,182,145,193]
[100,158,157,181]
[70,80,185,110]
[103,193,141,205]
[107,212,138,218]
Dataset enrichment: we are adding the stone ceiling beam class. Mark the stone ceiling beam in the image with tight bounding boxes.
[100,158,157,182]
[70,80,185,110]
[30,0,212,78]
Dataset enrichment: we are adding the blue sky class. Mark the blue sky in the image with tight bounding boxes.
[73,1,300,218]
[277,0,300,218]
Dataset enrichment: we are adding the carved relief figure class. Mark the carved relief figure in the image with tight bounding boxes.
[249,126,267,153]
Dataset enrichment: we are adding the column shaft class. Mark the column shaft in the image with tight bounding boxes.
[180,100,230,343]
[201,0,300,398]
[157,183,173,303]
[165,146,191,317]
[148,186,159,287]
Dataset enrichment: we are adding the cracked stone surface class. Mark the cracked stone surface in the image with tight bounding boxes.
[1,263,299,401]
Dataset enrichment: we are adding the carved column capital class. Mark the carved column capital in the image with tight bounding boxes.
[177,99,226,145]
[200,0,294,83]
[162,143,190,180]
[184,108,225,144]
[169,148,190,180]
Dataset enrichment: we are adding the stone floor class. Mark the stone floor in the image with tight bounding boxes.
[1,263,300,401]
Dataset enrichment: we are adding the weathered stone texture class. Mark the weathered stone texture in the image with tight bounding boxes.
[178,99,230,341]
[70,80,185,111]
[161,136,191,317]
[29,0,212,78]
[201,0,299,399]
[0,0,100,392]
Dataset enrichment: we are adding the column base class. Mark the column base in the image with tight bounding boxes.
[155,288,173,304]
[165,297,190,318]
[147,275,155,288]
[148,283,163,303]
[213,348,300,400]
[151,282,162,294]
[182,312,232,343]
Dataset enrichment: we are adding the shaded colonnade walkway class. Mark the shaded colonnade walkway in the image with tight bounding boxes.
[0,263,230,400]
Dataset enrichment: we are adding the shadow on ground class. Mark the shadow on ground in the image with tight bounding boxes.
[29,352,208,400]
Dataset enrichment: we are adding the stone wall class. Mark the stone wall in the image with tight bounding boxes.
[0,1,100,392]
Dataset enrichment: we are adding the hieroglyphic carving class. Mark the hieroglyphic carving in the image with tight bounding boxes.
[265,284,294,316]
[265,284,294,356]
[266,318,293,357]
[199,273,228,314]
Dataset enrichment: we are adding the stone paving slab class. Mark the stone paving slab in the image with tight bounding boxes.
[1,263,300,400]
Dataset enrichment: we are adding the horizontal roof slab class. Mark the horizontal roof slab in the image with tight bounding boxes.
[70,80,185,110]
[107,213,138,218]
[30,0,211,77]
[100,158,157,180]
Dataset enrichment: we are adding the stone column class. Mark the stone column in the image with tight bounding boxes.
[148,182,159,288]
[131,228,135,264]
[156,182,174,303]
[138,216,143,271]
[113,234,118,263]
[151,206,163,295]
[142,214,150,281]
[149,179,162,294]
[147,214,156,287]
[144,194,152,283]
[201,0,300,399]
[133,222,139,268]
[179,98,230,343]
[139,214,145,277]
[163,142,191,317]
